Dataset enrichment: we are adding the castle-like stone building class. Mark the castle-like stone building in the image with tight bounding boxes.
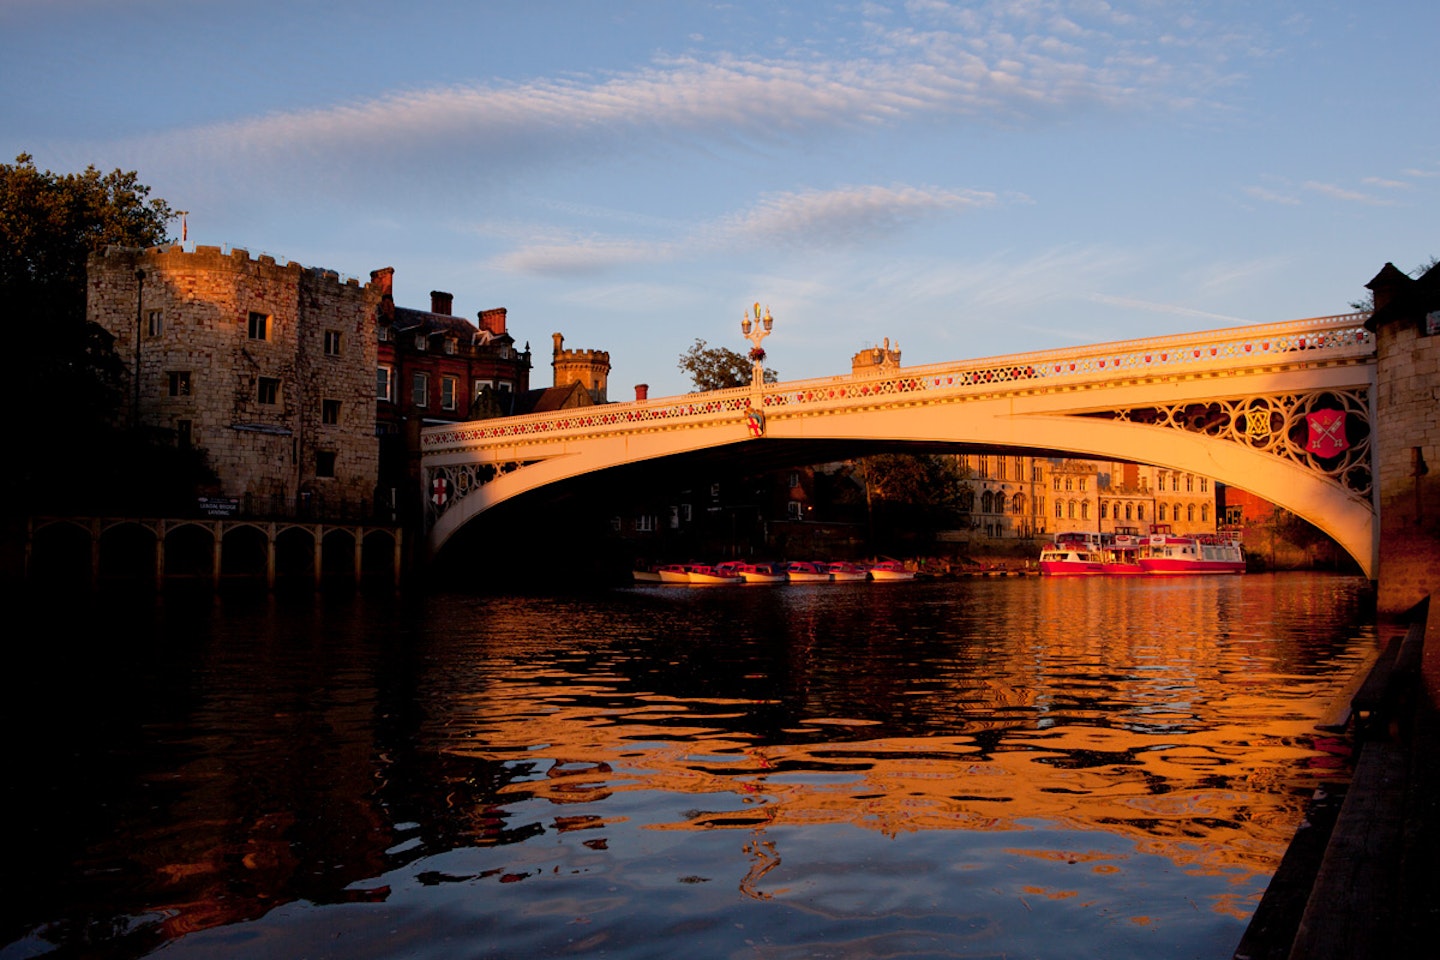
[88,245,379,512]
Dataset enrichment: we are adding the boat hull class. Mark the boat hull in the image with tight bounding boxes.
[1136,559,1244,575]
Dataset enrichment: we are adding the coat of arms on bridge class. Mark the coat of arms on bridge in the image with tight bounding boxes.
[1305,409,1349,458]
[746,408,766,438]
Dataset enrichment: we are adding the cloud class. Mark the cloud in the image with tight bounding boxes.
[1301,181,1394,206]
[491,183,1002,275]
[1242,185,1301,206]
[1084,293,1250,325]
[1362,176,1411,190]
[100,1,1247,186]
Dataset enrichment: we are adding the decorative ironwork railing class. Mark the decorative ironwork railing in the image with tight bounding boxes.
[423,314,1372,456]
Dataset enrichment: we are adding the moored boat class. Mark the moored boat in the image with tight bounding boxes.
[727,562,788,583]
[1136,527,1244,575]
[785,561,833,583]
[631,564,662,583]
[684,563,744,585]
[1039,532,1106,575]
[867,559,915,581]
[657,564,692,584]
[827,561,869,582]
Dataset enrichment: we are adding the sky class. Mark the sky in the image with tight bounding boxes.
[4,0,1436,398]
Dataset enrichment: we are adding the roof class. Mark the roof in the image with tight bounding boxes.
[513,381,596,415]
[1365,261,1440,331]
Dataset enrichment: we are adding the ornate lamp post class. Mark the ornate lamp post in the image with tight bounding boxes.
[740,302,773,386]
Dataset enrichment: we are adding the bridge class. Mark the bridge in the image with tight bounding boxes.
[421,312,1377,573]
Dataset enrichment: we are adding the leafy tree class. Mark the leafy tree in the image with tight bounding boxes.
[858,454,969,546]
[3,153,182,515]
[677,338,778,391]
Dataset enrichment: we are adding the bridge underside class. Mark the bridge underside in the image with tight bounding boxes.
[428,363,1376,577]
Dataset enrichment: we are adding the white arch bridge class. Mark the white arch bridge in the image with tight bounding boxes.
[421,313,1378,575]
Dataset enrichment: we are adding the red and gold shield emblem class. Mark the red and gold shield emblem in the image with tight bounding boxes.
[1305,409,1348,458]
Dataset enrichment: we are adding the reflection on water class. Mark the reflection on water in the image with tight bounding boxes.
[3,574,1372,959]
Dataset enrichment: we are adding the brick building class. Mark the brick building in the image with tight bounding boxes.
[88,244,380,514]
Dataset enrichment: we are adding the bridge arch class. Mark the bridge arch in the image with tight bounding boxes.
[423,315,1377,576]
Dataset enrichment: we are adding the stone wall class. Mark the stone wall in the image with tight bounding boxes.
[1374,318,1439,612]
[88,245,380,508]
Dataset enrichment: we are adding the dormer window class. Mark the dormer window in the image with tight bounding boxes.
[377,325,391,342]
[444,338,456,355]
[414,334,426,351]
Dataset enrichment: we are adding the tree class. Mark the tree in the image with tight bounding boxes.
[677,338,778,391]
[858,454,969,546]
[3,153,181,514]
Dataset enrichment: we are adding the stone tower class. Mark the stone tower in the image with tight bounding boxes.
[551,332,610,403]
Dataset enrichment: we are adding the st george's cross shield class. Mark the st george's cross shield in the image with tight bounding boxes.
[431,475,451,508]
[1305,409,1348,458]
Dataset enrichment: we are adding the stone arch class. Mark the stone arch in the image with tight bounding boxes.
[221,524,270,579]
[98,521,157,583]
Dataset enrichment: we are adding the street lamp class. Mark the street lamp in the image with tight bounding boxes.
[740,302,773,386]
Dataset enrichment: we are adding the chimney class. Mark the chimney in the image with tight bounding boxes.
[635,384,649,401]
[478,308,508,336]
[370,267,395,322]
[430,290,453,315]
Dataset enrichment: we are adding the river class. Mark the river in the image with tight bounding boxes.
[2,572,1375,959]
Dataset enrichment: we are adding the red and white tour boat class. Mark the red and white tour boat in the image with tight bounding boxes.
[1039,526,1244,576]
[1136,526,1245,575]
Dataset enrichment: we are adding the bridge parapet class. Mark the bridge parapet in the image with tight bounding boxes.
[423,314,1372,457]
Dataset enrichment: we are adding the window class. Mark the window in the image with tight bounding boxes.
[1055,500,1063,518]
[1136,505,1145,521]
[316,451,336,478]
[788,472,800,489]
[324,330,342,356]
[441,376,457,411]
[414,334,427,351]
[167,371,191,396]
[248,311,270,340]
[1187,504,1196,522]
[1200,478,1209,493]
[1081,501,1090,520]
[1012,493,1025,515]
[377,366,393,400]
[1124,503,1133,520]
[1186,475,1194,492]
[1201,504,1210,522]
[378,325,391,342]
[636,514,656,532]
[982,490,994,513]
[996,492,1008,513]
[146,309,163,337]
[1158,503,1167,521]
[444,339,456,355]
[176,419,191,447]
[1078,478,1087,492]
[1065,477,1073,491]
[412,372,429,407]
[1174,502,1182,522]
[681,503,692,522]
[258,377,280,404]
[788,500,804,519]
[1052,476,1061,491]
[978,456,990,479]
[322,399,341,424]
[1067,500,1076,519]
[1100,501,1109,519]
[1032,464,1043,482]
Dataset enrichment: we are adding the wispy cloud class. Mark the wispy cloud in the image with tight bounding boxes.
[493,183,1003,275]
[1084,293,1251,325]
[1302,180,1394,206]
[101,2,1251,186]
[1242,185,1300,206]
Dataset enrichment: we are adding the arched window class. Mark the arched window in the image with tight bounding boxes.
[1068,500,1077,519]
[1137,505,1145,521]
[1100,502,1109,520]
[1174,503,1182,523]
[1201,503,1210,522]
[981,490,994,513]
[1081,501,1090,520]
[1012,493,1026,515]
[995,492,1008,514]
[1125,503,1133,520]
[1187,503,1196,522]
[1157,503,1167,521]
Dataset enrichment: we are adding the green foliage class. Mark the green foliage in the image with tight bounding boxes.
[3,153,188,516]
[678,338,778,391]
[859,454,970,545]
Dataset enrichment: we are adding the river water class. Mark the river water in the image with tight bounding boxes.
[2,573,1375,959]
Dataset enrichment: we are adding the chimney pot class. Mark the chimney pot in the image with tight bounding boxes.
[430,290,453,315]
[635,384,649,401]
